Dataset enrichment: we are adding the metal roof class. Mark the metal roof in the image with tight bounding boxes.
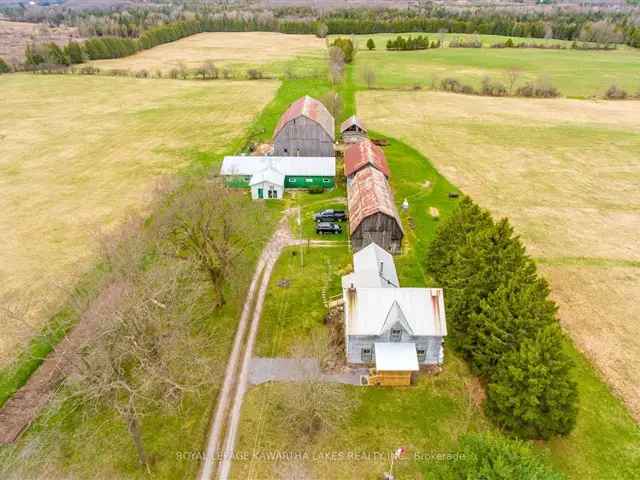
[340,115,367,134]
[374,342,419,372]
[344,139,390,178]
[249,167,284,186]
[273,95,335,141]
[347,166,403,235]
[344,287,447,337]
[221,156,336,177]
[341,242,399,289]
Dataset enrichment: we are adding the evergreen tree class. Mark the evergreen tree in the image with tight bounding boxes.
[425,196,493,283]
[486,325,578,439]
[45,43,69,65]
[331,37,355,63]
[25,43,45,66]
[435,432,566,479]
[465,267,557,375]
[445,218,531,341]
[366,38,376,50]
[64,41,84,64]
[0,57,10,74]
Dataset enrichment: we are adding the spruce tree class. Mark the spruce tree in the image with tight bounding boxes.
[465,266,557,375]
[425,196,493,283]
[366,38,376,50]
[486,325,578,439]
[442,218,529,340]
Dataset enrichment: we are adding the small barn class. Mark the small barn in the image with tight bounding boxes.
[342,286,447,372]
[344,139,390,180]
[340,115,368,143]
[347,166,403,254]
[273,96,335,157]
[220,156,335,199]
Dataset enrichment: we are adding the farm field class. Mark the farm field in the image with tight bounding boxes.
[91,32,326,77]
[232,132,640,479]
[358,90,640,422]
[0,20,81,64]
[0,74,278,369]
[350,32,640,97]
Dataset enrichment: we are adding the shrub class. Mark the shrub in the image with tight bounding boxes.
[79,65,100,75]
[481,76,508,96]
[386,35,429,50]
[331,37,355,63]
[366,38,375,50]
[435,433,566,479]
[0,57,11,74]
[604,84,628,99]
[487,325,578,439]
[135,69,149,78]
[516,79,560,98]
[246,68,263,80]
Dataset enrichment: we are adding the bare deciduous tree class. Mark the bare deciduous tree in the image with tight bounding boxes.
[156,180,269,308]
[282,334,357,440]
[505,67,522,95]
[328,46,345,85]
[362,64,376,89]
[320,91,343,122]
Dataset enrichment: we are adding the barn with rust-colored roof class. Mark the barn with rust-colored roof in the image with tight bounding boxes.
[341,115,368,144]
[344,139,390,179]
[348,166,403,254]
[273,96,335,157]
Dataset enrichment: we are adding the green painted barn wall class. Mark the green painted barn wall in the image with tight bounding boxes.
[285,176,335,189]
[225,176,251,188]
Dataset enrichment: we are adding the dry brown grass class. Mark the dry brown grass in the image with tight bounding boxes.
[0,20,81,64]
[0,74,278,367]
[359,90,640,420]
[90,31,325,74]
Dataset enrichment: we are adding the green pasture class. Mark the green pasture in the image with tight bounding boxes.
[350,33,640,98]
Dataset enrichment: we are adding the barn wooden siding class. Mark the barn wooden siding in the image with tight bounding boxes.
[351,212,403,254]
[273,116,335,157]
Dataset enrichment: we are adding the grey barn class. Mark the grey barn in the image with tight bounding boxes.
[273,96,335,157]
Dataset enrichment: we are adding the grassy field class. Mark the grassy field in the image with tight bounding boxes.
[0,74,278,369]
[91,32,327,78]
[349,32,640,98]
[358,90,640,423]
[231,128,640,479]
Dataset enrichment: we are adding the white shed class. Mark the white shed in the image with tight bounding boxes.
[249,167,284,200]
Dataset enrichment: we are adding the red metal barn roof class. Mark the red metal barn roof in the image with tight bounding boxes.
[273,95,335,140]
[344,139,390,178]
[340,115,367,134]
[348,166,403,235]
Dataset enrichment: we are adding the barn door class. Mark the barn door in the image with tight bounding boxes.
[257,188,264,199]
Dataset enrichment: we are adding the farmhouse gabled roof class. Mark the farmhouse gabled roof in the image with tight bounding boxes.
[340,115,367,134]
[341,242,399,289]
[221,156,335,177]
[347,166,403,235]
[250,167,284,186]
[273,95,335,141]
[344,287,447,337]
[344,139,390,178]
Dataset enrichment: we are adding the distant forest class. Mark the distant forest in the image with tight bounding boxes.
[3,2,639,68]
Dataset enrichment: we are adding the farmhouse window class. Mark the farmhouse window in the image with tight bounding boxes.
[323,178,330,183]
[390,328,402,342]
[417,348,426,362]
[361,347,373,362]
[289,178,296,183]
[305,178,313,183]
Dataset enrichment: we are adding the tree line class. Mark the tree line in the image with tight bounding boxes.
[425,197,578,440]
[386,35,433,50]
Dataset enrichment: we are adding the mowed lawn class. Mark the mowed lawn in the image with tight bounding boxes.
[0,74,278,367]
[358,90,640,424]
[350,33,640,97]
[91,31,326,77]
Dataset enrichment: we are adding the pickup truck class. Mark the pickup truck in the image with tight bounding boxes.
[316,222,342,235]
[314,209,347,222]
